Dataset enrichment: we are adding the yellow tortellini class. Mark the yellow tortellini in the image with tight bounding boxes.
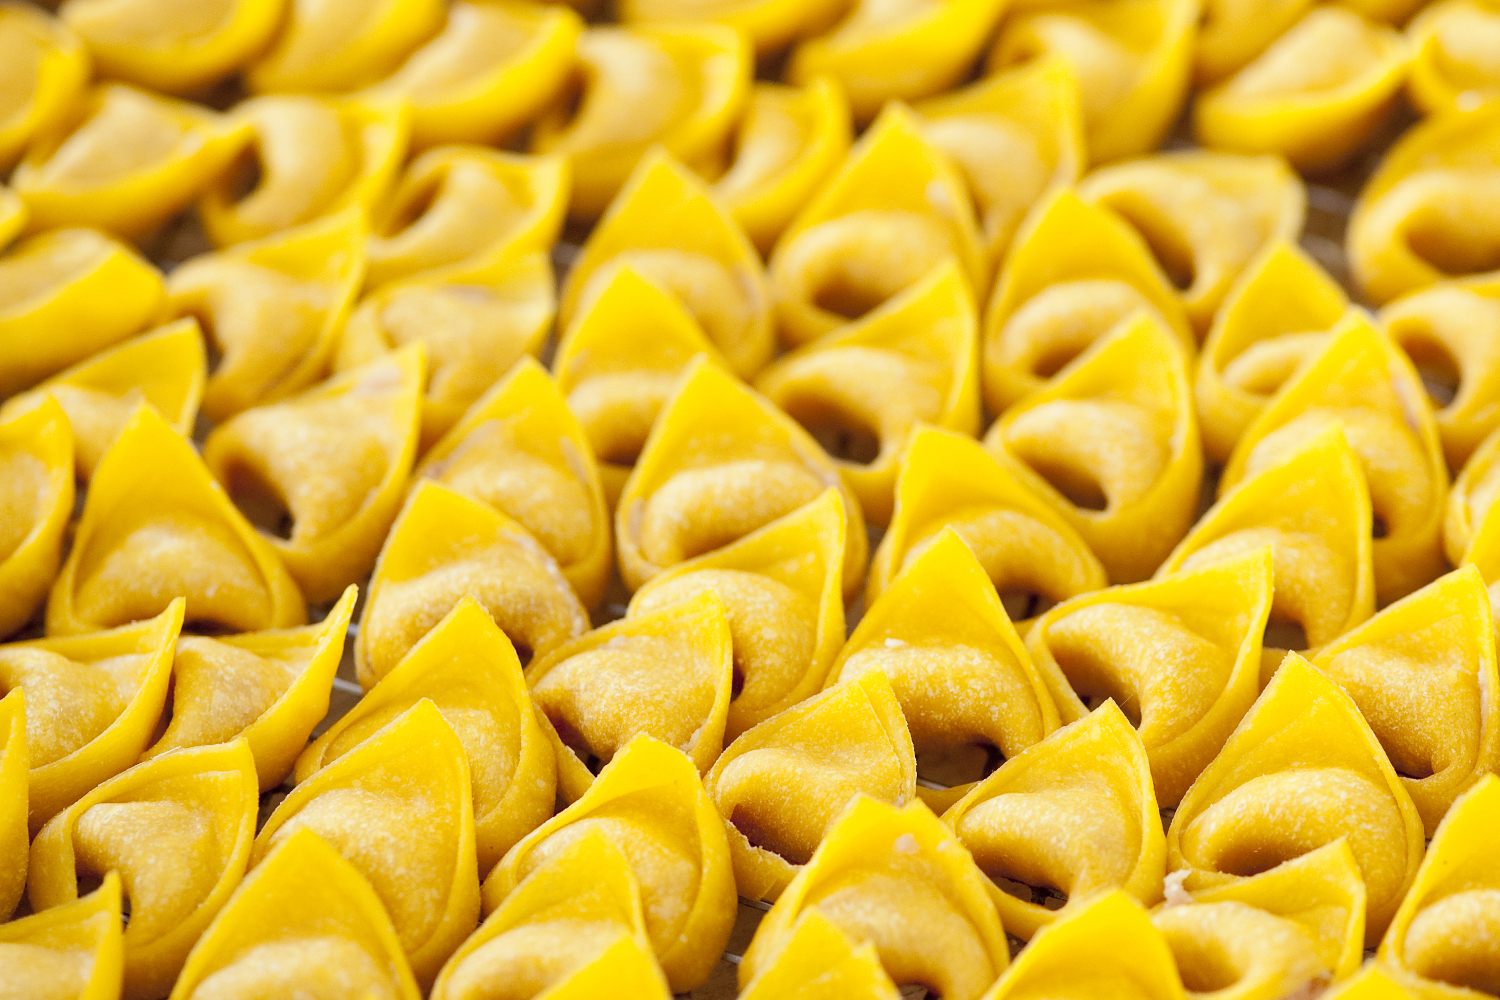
[0,871,123,1000]
[713,77,852,255]
[1028,549,1272,806]
[13,84,243,240]
[1195,8,1412,174]
[1194,0,1421,86]
[1379,773,1500,996]
[529,24,751,218]
[200,95,407,248]
[483,735,737,993]
[0,226,165,399]
[1406,0,1500,115]
[170,827,422,1000]
[1,688,26,920]
[755,262,980,524]
[786,0,1010,121]
[739,910,901,1000]
[301,597,555,875]
[982,189,1192,411]
[363,1,583,150]
[356,481,589,686]
[0,398,73,639]
[247,0,444,93]
[1077,150,1305,335]
[1167,654,1425,942]
[704,670,917,902]
[365,148,568,289]
[58,0,282,94]
[1195,241,1349,462]
[204,345,423,604]
[255,700,479,986]
[829,529,1060,811]
[432,831,671,1000]
[742,796,1010,1000]
[1348,99,1500,305]
[415,357,611,610]
[2,601,181,833]
[1446,420,1500,577]
[770,103,986,350]
[530,590,731,802]
[987,0,1199,165]
[987,312,1202,583]
[943,702,1166,940]
[628,489,848,738]
[915,57,1087,264]
[145,587,356,792]
[1323,964,1429,998]
[0,3,89,171]
[48,405,304,637]
[870,424,1107,619]
[166,208,367,422]
[1154,894,1334,999]
[29,740,258,999]
[615,358,865,596]
[1220,313,1448,605]
[619,0,843,55]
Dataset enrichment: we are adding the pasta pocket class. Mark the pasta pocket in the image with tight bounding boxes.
[914,58,1087,264]
[1406,0,1500,115]
[0,872,122,1000]
[1161,899,1334,1000]
[1195,242,1348,461]
[714,77,852,255]
[771,103,986,349]
[741,796,1009,1000]
[483,735,736,993]
[0,689,25,920]
[432,832,671,1000]
[1322,964,1426,998]
[1447,422,1500,570]
[1348,99,1500,305]
[1028,549,1272,806]
[144,587,356,793]
[530,25,750,218]
[204,345,423,604]
[619,0,843,54]
[755,262,980,524]
[1194,0,1419,85]
[628,489,847,738]
[987,0,1198,164]
[170,828,421,1000]
[363,1,582,149]
[357,481,588,686]
[1166,655,1425,942]
[166,208,367,422]
[943,703,1165,940]
[0,227,165,398]
[982,189,1192,411]
[987,312,1202,583]
[1220,313,1447,605]
[739,910,901,999]
[704,670,917,902]
[13,85,242,239]
[255,700,479,986]
[1077,151,1305,336]
[0,399,73,639]
[0,4,88,171]
[829,529,1060,810]
[870,424,1106,618]
[29,740,258,1000]
[247,0,443,93]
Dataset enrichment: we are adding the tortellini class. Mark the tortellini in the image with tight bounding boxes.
[982,189,1192,411]
[47,405,305,636]
[741,796,1010,1000]
[0,871,123,1000]
[1077,150,1305,335]
[615,358,865,596]
[770,103,987,349]
[943,702,1166,940]
[619,0,843,55]
[0,398,74,639]
[1406,0,1500,115]
[739,910,902,1000]
[0,4,88,171]
[483,735,737,993]
[29,740,259,999]
[247,0,444,93]
[356,481,589,686]
[1194,0,1421,85]
[1,688,27,920]
[986,312,1202,583]
[704,670,917,901]
[1028,548,1272,806]
[2,600,181,832]
[1446,419,1500,575]
[755,262,980,524]
[170,827,422,1000]
[1348,99,1500,305]
[1166,654,1425,942]
[529,25,751,218]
